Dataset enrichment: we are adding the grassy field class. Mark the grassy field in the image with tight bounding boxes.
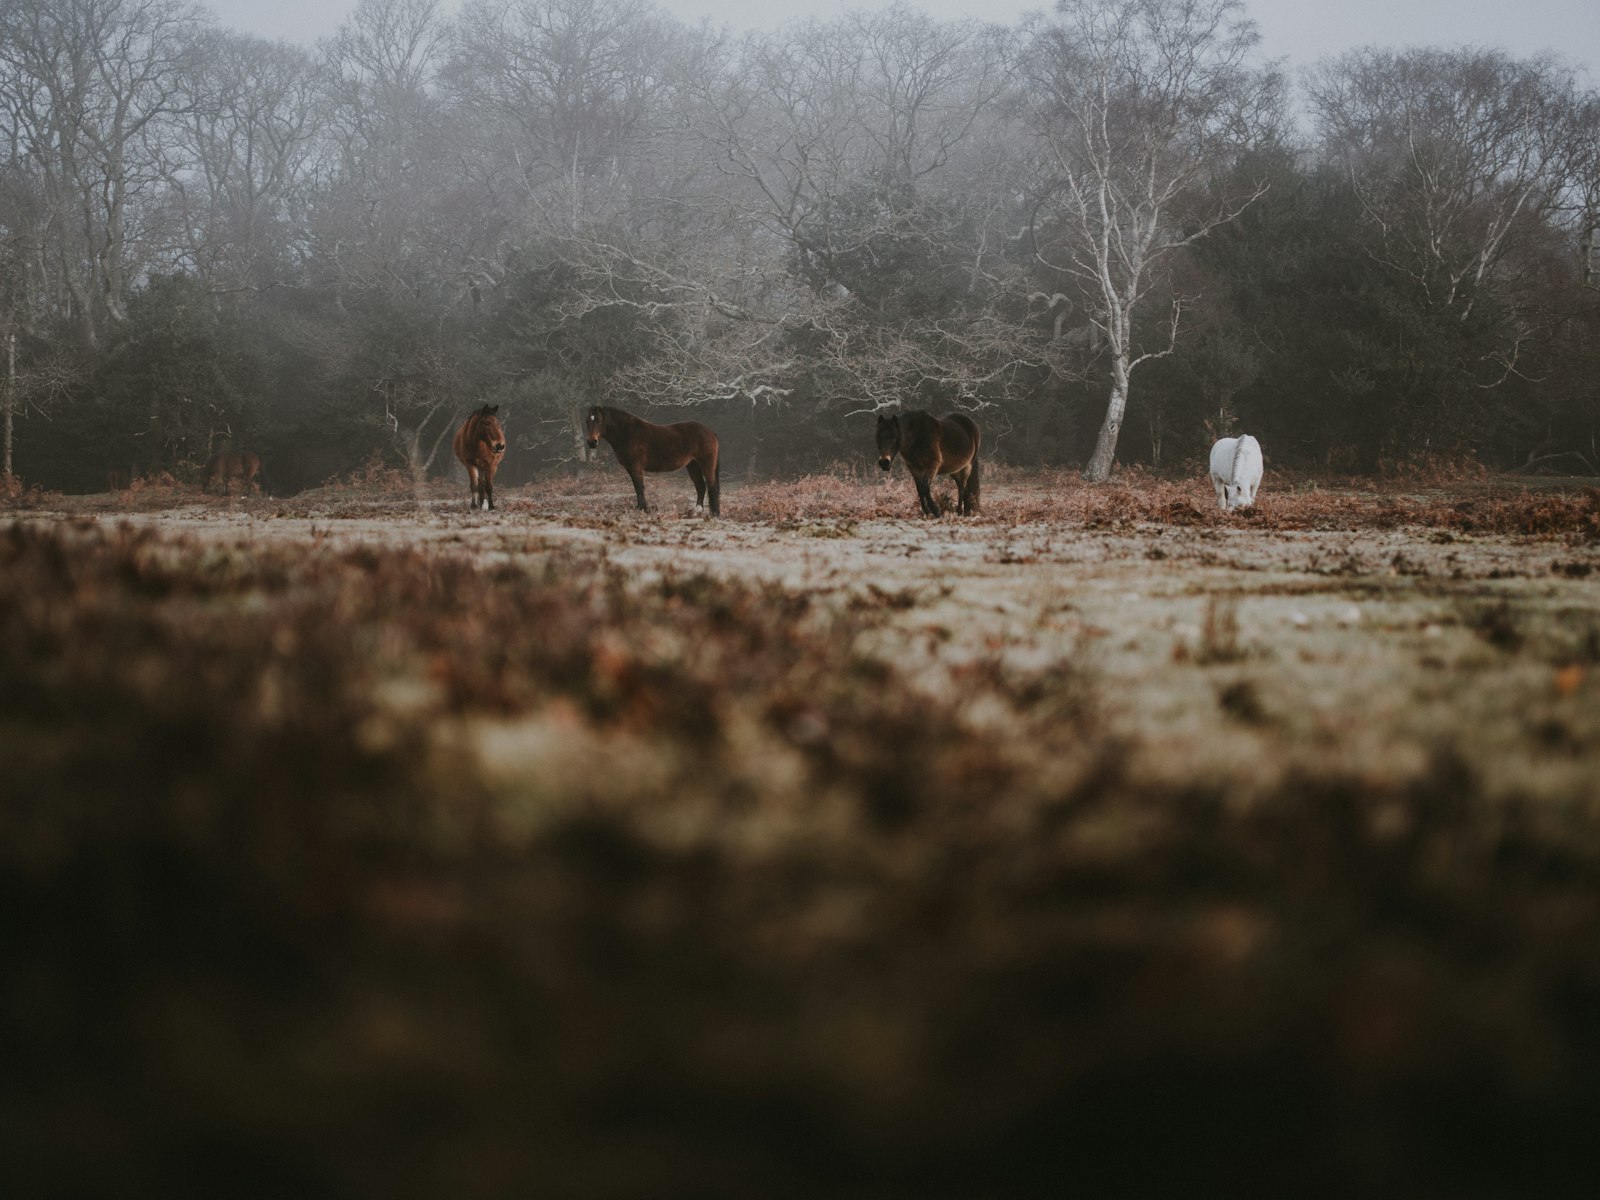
[4,469,1600,1198]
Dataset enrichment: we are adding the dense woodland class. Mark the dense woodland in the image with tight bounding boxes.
[2,0,1598,495]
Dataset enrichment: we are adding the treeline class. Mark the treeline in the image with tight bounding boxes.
[2,0,1597,494]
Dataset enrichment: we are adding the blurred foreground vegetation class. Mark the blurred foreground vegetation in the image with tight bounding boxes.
[4,515,1600,1197]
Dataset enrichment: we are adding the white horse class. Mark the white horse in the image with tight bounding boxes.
[1208,435,1264,512]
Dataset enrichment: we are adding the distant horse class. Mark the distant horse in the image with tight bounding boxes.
[875,411,981,517]
[584,405,721,517]
[203,452,262,496]
[1208,435,1264,512]
[453,404,507,511]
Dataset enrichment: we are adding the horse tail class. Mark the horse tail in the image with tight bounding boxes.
[708,433,722,516]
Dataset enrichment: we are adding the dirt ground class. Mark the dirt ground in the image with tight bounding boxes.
[5,471,1600,1198]
[41,472,1600,804]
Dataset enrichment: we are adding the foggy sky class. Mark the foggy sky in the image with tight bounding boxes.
[204,0,1599,76]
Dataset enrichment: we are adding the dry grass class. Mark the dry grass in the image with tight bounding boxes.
[0,471,62,508]
[9,466,1599,543]
[690,469,1600,542]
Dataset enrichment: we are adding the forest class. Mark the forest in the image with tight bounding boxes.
[2,0,1598,495]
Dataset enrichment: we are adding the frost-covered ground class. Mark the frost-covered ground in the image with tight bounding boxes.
[47,472,1600,802]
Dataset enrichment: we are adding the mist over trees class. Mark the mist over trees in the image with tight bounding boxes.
[2,0,1596,493]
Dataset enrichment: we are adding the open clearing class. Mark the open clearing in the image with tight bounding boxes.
[5,472,1600,1197]
[36,471,1600,802]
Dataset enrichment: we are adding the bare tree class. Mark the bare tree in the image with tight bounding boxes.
[316,0,457,306]
[1308,48,1593,321]
[0,0,205,348]
[1579,111,1600,289]
[563,5,1043,414]
[376,348,461,483]
[1021,0,1280,481]
[702,7,1009,305]
[0,111,76,483]
[443,0,696,233]
[0,325,79,484]
[167,31,325,294]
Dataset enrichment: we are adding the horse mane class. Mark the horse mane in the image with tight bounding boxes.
[1230,435,1260,481]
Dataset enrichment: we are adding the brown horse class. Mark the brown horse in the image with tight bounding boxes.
[875,411,981,517]
[585,405,721,517]
[453,404,507,511]
[203,452,262,496]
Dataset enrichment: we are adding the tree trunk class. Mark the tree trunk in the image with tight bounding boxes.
[1082,357,1129,482]
[746,402,760,479]
[421,414,455,477]
[402,429,426,483]
[3,331,14,481]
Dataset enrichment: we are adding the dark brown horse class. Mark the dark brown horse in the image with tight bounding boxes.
[585,405,721,517]
[203,452,262,496]
[453,404,507,511]
[876,411,981,517]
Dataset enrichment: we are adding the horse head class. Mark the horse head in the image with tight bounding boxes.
[584,406,606,450]
[477,406,506,457]
[875,413,902,471]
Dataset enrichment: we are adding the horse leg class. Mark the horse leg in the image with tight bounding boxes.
[706,447,720,518]
[925,449,946,517]
[952,465,972,515]
[630,469,649,511]
[485,469,495,511]
[686,461,707,510]
[467,466,481,509]
[913,471,939,517]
